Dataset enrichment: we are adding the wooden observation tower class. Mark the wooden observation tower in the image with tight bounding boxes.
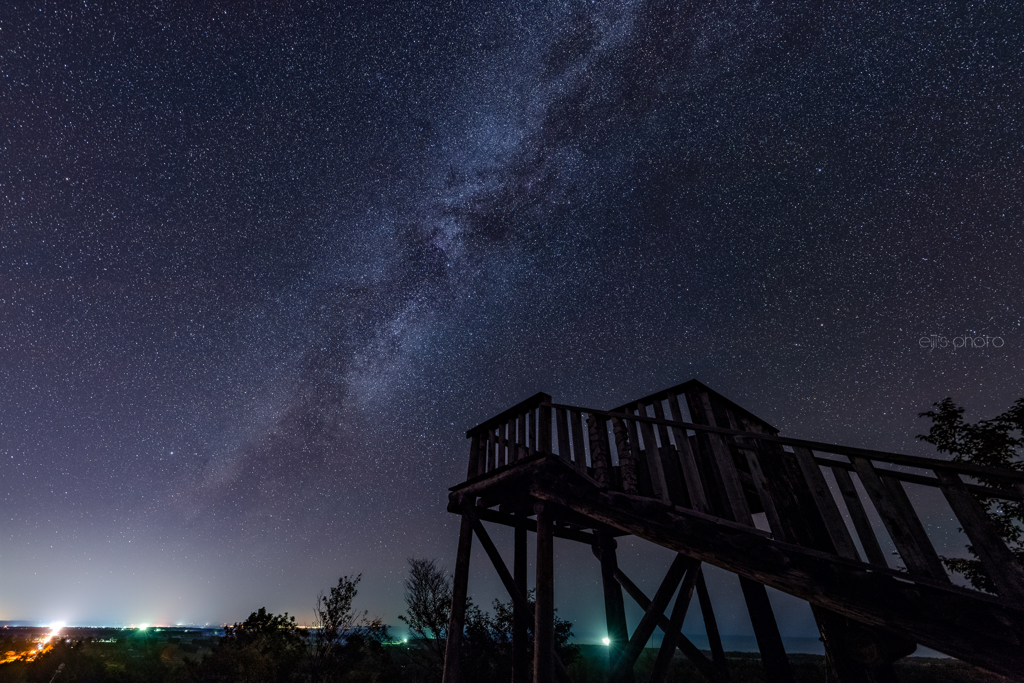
[441,381,1024,683]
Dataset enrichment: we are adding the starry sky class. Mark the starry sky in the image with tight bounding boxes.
[2,0,1022,641]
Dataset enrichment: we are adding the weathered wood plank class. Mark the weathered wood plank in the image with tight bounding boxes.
[570,410,587,473]
[497,423,508,469]
[738,442,786,538]
[467,434,483,479]
[740,576,795,683]
[514,516,529,683]
[648,562,701,683]
[556,407,571,463]
[463,504,572,683]
[688,390,753,524]
[527,409,537,457]
[937,469,1024,606]
[667,392,710,514]
[852,457,949,581]
[831,465,888,566]
[539,406,552,456]
[587,413,613,488]
[535,503,555,683]
[792,447,861,560]
[612,564,728,683]
[508,417,517,463]
[441,513,474,683]
[695,572,728,673]
[612,417,639,494]
[611,554,691,682]
[530,474,1024,679]
[637,406,671,504]
[596,532,632,682]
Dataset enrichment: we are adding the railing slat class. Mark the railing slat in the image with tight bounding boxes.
[611,417,639,494]
[507,418,517,465]
[498,422,508,469]
[556,407,571,463]
[852,457,950,581]
[528,408,537,457]
[936,469,1024,605]
[467,433,483,479]
[539,405,552,456]
[738,440,786,538]
[830,466,888,566]
[792,447,860,561]
[688,389,754,525]
[492,426,500,472]
[587,412,612,488]
[651,399,689,507]
[637,403,671,504]
[667,392,710,514]
[516,412,527,463]
[570,410,587,473]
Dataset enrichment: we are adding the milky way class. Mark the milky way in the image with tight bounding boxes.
[2,0,1022,637]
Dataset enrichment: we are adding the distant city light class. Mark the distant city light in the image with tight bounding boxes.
[138,624,149,631]
[602,637,611,646]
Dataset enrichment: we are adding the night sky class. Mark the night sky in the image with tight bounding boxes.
[2,0,1022,642]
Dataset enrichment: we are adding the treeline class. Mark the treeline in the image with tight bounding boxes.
[1,558,577,683]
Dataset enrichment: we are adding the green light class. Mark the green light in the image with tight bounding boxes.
[602,637,611,646]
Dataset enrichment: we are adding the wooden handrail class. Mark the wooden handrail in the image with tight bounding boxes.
[465,392,550,437]
[545,402,1024,486]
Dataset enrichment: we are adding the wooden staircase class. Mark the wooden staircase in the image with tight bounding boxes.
[441,381,1024,683]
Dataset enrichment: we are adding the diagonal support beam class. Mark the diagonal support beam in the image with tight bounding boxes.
[695,571,728,673]
[648,563,702,683]
[610,554,693,682]
[612,564,730,683]
[460,502,572,683]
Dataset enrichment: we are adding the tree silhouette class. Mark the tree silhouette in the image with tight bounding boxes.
[918,397,1024,591]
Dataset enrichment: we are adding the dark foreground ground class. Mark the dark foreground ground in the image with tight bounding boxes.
[0,629,1006,683]
[568,646,1007,683]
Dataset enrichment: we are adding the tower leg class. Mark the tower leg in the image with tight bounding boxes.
[596,531,633,683]
[534,503,555,683]
[513,514,530,683]
[441,512,474,683]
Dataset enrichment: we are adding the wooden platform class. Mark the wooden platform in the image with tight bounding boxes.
[441,381,1024,683]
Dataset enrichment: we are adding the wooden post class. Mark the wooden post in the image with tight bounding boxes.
[596,532,632,683]
[556,407,571,462]
[513,516,530,683]
[467,433,483,479]
[518,412,528,462]
[612,417,639,494]
[441,512,474,683]
[570,410,588,472]
[539,404,552,455]
[534,503,555,683]
[587,413,613,487]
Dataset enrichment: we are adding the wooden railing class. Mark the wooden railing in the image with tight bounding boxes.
[464,384,1024,608]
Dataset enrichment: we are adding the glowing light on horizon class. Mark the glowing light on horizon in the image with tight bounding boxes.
[602,637,611,646]
[2,622,65,664]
